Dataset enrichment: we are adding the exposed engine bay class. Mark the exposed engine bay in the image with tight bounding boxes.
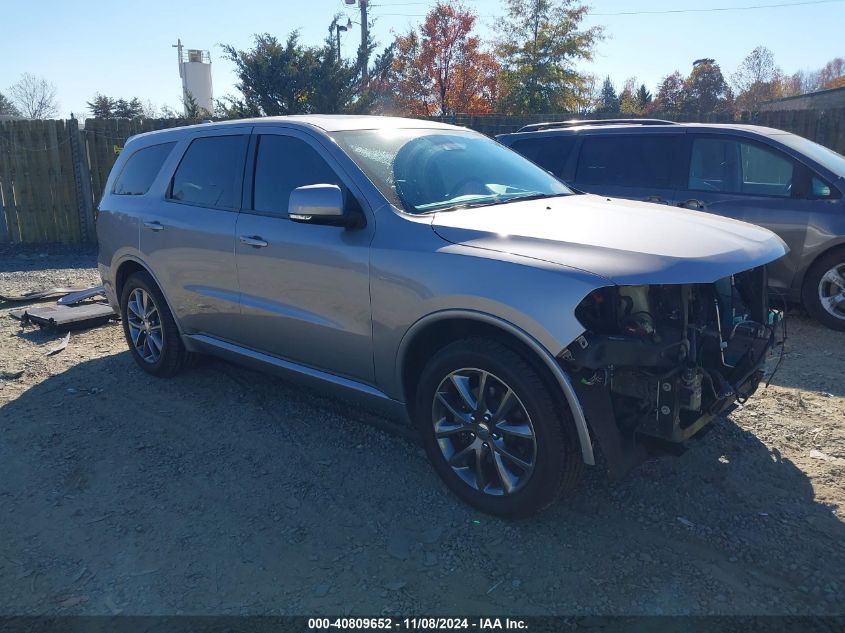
[562,266,783,458]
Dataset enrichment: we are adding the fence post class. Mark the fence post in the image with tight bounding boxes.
[68,118,95,243]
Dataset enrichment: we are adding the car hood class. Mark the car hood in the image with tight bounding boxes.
[430,194,788,285]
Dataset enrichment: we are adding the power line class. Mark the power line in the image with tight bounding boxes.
[369,0,844,17]
[590,0,844,16]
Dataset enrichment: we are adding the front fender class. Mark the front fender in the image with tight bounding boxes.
[395,309,596,465]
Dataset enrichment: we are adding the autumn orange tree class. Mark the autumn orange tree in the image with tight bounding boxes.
[391,3,499,116]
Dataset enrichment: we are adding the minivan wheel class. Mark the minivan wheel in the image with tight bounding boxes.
[120,271,195,376]
[415,338,582,518]
[803,249,845,332]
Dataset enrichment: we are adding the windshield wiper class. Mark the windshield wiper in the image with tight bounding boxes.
[504,192,570,203]
[416,192,570,215]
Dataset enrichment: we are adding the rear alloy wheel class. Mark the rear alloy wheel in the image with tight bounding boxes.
[803,250,845,331]
[125,288,164,364]
[120,271,195,376]
[416,338,582,517]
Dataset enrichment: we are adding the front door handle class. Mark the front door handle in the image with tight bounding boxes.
[678,199,706,210]
[239,235,269,248]
[645,195,667,205]
[143,220,164,231]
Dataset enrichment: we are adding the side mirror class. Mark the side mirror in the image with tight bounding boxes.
[289,184,361,228]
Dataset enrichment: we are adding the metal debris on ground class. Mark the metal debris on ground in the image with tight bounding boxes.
[12,304,117,331]
[45,332,71,356]
[0,287,91,302]
[56,285,106,306]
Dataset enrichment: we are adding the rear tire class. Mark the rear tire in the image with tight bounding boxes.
[414,338,582,518]
[120,271,195,377]
[802,248,845,331]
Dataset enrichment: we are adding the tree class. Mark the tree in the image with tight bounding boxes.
[390,3,498,116]
[595,76,619,113]
[222,23,375,116]
[8,73,58,119]
[636,84,652,110]
[0,92,21,117]
[571,73,600,114]
[815,57,845,90]
[310,16,362,114]
[222,32,320,116]
[497,0,602,114]
[732,46,783,112]
[114,97,144,118]
[653,71,686,117]
[182,93,211,119]
[618,77,640,114]
[682,59,733,119]
[87,93,114,118]
[88,94,147,119]
[779,58,844,96]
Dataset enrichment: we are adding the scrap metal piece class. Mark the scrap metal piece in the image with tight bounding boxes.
[17,303,117,331]
[0,287,90,302]
[56,285,106,306]
[45,332,71,356]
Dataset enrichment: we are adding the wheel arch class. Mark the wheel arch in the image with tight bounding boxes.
[397,310,595,465]
[113,256,185,337]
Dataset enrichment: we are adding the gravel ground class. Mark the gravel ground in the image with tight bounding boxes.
[0,248,843,617]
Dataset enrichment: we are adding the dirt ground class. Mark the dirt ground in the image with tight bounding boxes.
[0,247,843,617]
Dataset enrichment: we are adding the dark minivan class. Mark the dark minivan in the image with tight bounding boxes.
[498,120,845,330]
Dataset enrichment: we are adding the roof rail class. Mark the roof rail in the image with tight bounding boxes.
[517,118,678,132]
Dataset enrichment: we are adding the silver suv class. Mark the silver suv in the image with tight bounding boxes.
[98,116,786,517]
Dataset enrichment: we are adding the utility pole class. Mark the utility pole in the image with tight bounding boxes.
[359,0,369,85]
[335,23,347,64]
[344,0,369,83]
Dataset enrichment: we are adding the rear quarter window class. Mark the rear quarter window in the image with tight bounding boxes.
[112,142,176,195]
[508,136,576,176]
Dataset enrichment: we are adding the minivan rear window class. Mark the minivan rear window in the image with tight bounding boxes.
[112,142,175,196]
[575,135,675,189]
[169,135,248,208]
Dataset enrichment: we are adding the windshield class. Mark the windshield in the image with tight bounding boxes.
[332,128,571,214]
[775,133,845,177]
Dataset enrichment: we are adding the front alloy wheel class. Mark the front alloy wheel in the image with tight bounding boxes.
[416,338,582,517]
[433,368,537,496]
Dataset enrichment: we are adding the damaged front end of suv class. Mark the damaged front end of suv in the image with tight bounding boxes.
[562,265,783,476]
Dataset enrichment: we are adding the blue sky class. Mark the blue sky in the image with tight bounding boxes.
[1,0,843,118]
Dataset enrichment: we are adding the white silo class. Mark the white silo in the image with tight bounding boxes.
[173,39,214,115]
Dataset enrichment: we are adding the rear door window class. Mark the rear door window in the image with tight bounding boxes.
[169,135,248,208]
[112,142,175,195]
[688,136,794,198]
[508,136,576,177]
[575,135,675,188]
[252,135,343,216]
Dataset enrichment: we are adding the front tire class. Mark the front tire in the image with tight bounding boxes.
[802,248,845,331]
[414,338,582,518]
[120,271,194,377]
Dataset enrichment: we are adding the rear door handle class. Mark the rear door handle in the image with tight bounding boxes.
[644,195,667,205]
[239,235,269,248]
[678,199,706,210]
[143,220,164,231]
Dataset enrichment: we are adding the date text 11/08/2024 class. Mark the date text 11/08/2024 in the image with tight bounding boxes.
[307,618,528,630]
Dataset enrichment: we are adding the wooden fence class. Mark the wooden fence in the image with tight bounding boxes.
[1,109,844,244]
[0,118,197,244]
